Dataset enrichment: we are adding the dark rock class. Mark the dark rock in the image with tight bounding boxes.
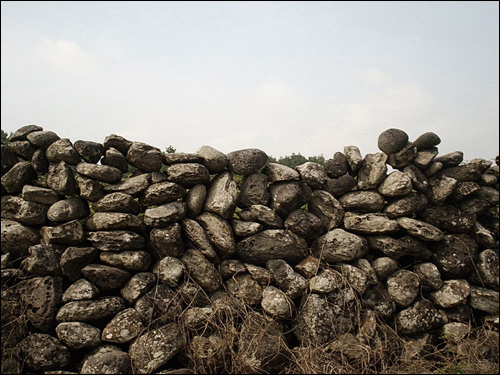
[120,272,156,304]
[104,173,151,195]
[394,299,444,335]
[195,145,227,173]
[431,234,478,278]
[1,195,48,225]
[74,140,105,163]
[126,141,163,172]
[312,228,368,263]
[76,175,105,202]
[324,174,357,197]
[102,308,144,344]
[239,204,283,229]
[150,223,185,258]
[295,162,327,189]
[338,190,385,213]
[60,246,98,282]
[357,153,388,190]
[22,184,61,205]
[284,210,323,240]
[143,201,186,227]
[7,140,37,160]
[81,264,131,291]
[1,161,37,193]
[386,143,417,169]
[182,248,222,292]
[26,130,60,150]
[185,183,207,217]
[377,128,409,154]
[226,148,268,175]
[344,145,363,172]
[268,181,311,217]
[142,181,186,206]
[47,197,89,222]
[56,296,125,322]
[180,218,218,262]
[308,190,344,231]
[384,192,428,218]
[31,148,50,173]
[19,333,70,371]
[419,204,476,233]
[46,161,76,196]
[80,345,131,374]
[9,124,44,141]
[264,163,300,182]
[45,138,81,165]
[196,212,236,259]
[412,132,441,150]
[1,144,18,174]
[76,162,123,184]
[56,322,102,349]
[204,171,240,219]
[85,212,142,231]
[100,250,151,272]
[0,218,40,258]
[92,192,141,214]
[101,147,129,172]
[323,152,348,178]
[87,230,145,251]
[166,163,210,185]
[226,272,263,305]
[240,172,269,207]
[103,134,133,154]
[41,219,85,245]
[434,151,464,168]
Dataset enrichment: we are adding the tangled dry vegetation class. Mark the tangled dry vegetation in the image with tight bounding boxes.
[2,272,498,374]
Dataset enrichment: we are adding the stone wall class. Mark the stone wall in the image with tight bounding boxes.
[1,126,499,374]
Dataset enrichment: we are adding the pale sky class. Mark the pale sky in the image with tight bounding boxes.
[1,1,499,161]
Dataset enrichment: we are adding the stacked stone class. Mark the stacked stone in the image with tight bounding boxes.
[1,125,498,374]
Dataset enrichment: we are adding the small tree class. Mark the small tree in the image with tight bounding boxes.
[165,145,176,153]
[1,129,11,145]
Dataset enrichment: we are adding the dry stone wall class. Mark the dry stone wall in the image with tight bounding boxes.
[1,125,499,374]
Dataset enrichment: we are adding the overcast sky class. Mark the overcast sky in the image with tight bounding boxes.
[1,1,499,161]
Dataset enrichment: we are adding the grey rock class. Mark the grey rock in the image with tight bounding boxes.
[19,333,70,371]
[76,175,105,202]
[104,133,133,154]
[1,161,37,193]
[414,147,439,169]
[21,244,64,276]
[163,152,204,165]
[219,259,246,279]
[386,270,420,307]
[74,140,105,163]
[80,345,131,374]
[443,163,484,182]
[269,181,311,217]
[46,161,76,195]
[81,264,131,291]
[338,190,385,213]
[31,149,49,174]
[363,284,396,319]
[371,257,399,281]
[430,279,470,308]
[340,264,369,294]
[309,268,343,293]
[26,130,60,150]
[204,171,239,219]
[76,162,122,184]
[180,306,214,331]
[378,128,409,154]
[394,299,443,335]
[47,197,89,222]
[45,138,81,165]
[56,296,125,322]
[344,145,363,172]
[236,312,289,373]
[236,229,308,265]
[143,201,186,227]
[239,172,269,207]
[100,250,151,272]
[386,143,417,169]
[41,219,85,245]
[126,141,163,172]
[377,170,413,197]
[62,278,100,303]
[324,152,348,178]
[135,285,183,327]
[195,145,227,173]
[434,151,464,168]
[245,263,273,286]
[180,218,218,262]
[92,192,140,214]
[150,223,185,258]
[239,204,283,228]
[60,246,98,282]
[412,131,441,150]
[427,173,458,204]
[102,308,145,344]
[101,147,129,172]
[22,184,60,205]
[396,217,444,241]
[104,173,151,195]
[470,249,499,291]
[431,234,478,278]
[1,144,19,174]
[357,153,388,190]
[469,286,499,314]
[196,212,236,259]
[167,163,210,185]
[367,235,432,260]
[324,174,357,197]
[142,181,185,206]
[312,228,368,263]
[17,276,62,331]
[9,124,44,141]
[182,248,221,292]
[383,192,428,218]
[419,204,476,233]
[1,219,40,258]
[226,148,268,175]
[128,323,185,374]
[293,293,336,345]
[85,212,142,231]
[294,255,321,279]
[267,259,307,299]
[185,183,207,217]
[344,212,399,234]
[8,140,37,160]
[120,272,156,304]
[232,219,264,237]
[153,256,185,287]
[284,210,322,240]
[295,162,327,189]
[403,164,429,192]
[264,162,300,181]
[424,161,444,177]
[56,322,102,349]
[412,262,443,291]
[226,272,263,305]
[308,190,344,231]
